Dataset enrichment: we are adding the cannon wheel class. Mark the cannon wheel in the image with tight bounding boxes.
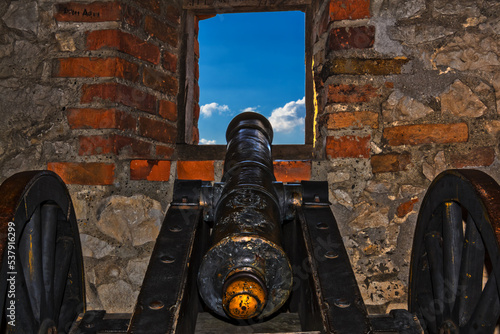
[409,169,500,333]
[0,171,85,333]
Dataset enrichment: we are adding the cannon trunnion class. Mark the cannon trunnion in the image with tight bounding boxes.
[1,112,500,333]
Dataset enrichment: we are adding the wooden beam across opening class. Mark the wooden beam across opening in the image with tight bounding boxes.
[183,0,310,12]
[175,144,313,160]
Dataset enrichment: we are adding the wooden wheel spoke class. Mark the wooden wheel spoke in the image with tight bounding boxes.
[0,171,85,333]
[53,236,75,319]
[410,170,500,334]
[417,292,438,333]
[442,201,463,316]
[19,206,45,322]
[464,273,500,333]
[41,203,58,320]
[58,297,82,331]
[425,230,444,326]
[453,214,485,327]
[15,276,38,332]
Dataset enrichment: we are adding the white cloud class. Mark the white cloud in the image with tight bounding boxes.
[199,138,216,145]
[268,97,305,133]
[200,102,230,118]
[241,107,259,112]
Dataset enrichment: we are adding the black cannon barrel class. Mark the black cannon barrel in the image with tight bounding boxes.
[197,112,293,320]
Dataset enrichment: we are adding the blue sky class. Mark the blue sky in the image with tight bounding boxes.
[197,11,306,145]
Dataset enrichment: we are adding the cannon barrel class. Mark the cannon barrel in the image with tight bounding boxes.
[197,112,293,320]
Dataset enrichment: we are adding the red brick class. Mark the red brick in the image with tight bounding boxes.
[383,123,469,146]
[86,30,160,64]
[115,136,152,157]
[326,135,371,158]
[55,57,139,82]
[138,117,177,143]
[142,68,178,95]
[156,145,175,158]
[67,108,136,130]
[162,51,178,73]
[327,111,378,129]
[123,4,142,27]
[55,2,122,22]
[194,61,199,80]
[371,153,411,173]
[314,71,324,90]
[159,100,177,121]
[130,160,171,181]
[81,83,157,114]
[177,161,214,181]
[326,58,408,76]
[79,135,114,155]
[79,135,152,157]
[328,84,378,103]
[194,81,200,102]
[144,15,178,47]
[132,0,160,14]
[328,26,375,51]
[195,16,200,35]
[192,126,199,144]
[397,198,418,218]
[47,162,115,185]
[329,0,370,21]
[193,104,200,121]
[317,6,330,37]
[273,161,311,183]
[196,14,216,21]
[166,5,181,25]
[194,38,200,58]
[450,147,495,168]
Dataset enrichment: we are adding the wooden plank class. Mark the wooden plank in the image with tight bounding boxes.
[195,312,320,333]
[175,144,226,160]
[273,144,313,160]
[175,144,313,161]
[183,0,310,11]
[299,204,372,333]
[304,8,314,145]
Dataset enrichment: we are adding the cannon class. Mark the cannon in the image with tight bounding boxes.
[197,113,292,320]
[1,112,500,333]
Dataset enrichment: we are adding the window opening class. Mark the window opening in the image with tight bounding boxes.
[197,11,306,145]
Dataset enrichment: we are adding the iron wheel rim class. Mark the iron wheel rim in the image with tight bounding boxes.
[0,171,85,333]
[409,169,500,333]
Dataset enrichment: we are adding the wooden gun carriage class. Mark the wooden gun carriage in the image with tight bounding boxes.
[1,112,500,333]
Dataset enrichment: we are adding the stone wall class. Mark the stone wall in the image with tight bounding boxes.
[311,0,500,313]
[0,0,499,315]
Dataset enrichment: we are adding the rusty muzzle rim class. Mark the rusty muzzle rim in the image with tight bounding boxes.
[222,270,267,319]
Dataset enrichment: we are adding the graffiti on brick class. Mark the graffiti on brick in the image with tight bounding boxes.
[60,7,101,19]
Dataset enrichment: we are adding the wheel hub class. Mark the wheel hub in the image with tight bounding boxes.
[39,318,58,334]
[439,319,458,333]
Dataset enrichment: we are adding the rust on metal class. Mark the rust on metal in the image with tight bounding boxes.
[0,171,42,271]
[457,169,500,247]
[197,112,293,320]
[222,270,267,319]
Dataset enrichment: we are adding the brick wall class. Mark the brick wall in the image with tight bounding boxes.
[49,1,180,185]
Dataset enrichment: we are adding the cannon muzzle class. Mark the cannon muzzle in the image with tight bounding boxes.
[197,112,293,320]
